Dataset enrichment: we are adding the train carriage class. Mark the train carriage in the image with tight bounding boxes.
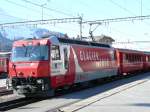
[116,48,144,75]
[0,52,11,77]
[7,29,118,96]
[143,52,150,71]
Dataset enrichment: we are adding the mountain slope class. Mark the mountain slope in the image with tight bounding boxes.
[0,32,12,51]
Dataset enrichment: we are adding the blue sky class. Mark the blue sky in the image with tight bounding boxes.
[0,0,150,50]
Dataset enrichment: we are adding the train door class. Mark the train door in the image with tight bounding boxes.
[51,44,74,86]
[51,45,64,76]
[62,45,74,85]
[51,44,70,75]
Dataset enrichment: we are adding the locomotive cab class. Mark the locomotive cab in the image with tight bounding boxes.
[8,43,52,96]
[7,29,56,96]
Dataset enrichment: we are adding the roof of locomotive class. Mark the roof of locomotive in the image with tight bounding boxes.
[13,28,111,48]
[14,35,111,49]
[57,37,111,48]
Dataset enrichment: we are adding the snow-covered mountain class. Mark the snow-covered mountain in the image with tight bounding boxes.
[0,32,12,51]
[0,7,35,52]
[0,8,24,51]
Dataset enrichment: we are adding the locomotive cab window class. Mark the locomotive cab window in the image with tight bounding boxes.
[12,45,48,62]
[51,45,60,60]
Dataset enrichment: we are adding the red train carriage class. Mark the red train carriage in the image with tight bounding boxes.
[0,52,11,76]
[143,52,150,71]
[115,48,144,75]
[7,29,118,97]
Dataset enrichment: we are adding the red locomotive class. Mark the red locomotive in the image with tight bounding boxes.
[7,29,118,96]
[6,29,150,97]
[0,52,11,77]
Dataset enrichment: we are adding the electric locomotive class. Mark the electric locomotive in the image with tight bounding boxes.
[7,28,118,97]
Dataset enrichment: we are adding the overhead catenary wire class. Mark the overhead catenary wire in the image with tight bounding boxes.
[21,0,76,17]
[0,17,82,27]
[84,15,150,24]
[0,12,24,21]
[108,0,150,26]
[0,17,83,38]
[108,0,136,16]
[4,0,54,19]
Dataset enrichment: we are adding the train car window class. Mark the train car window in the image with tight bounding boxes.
[136,56,138,62]
[128,54,130,62]
[137,55,139,62]
[125,54,127,62]
[138,56,140,62]
[126,54,129,63]
[140,56,142,62]
[129,54,132,62]
[134,55,136,62]
[137,56,139,62]
[51,45,60,60]
[132,55,134,62]
[133,55,136,62]
[138,56,141,62]
[131,54,133,62]
[131,55,133,62]
[149,56,150,62]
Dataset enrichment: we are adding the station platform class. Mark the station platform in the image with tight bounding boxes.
[60,73,150,112]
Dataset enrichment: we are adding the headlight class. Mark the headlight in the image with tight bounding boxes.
[37,79,43,84]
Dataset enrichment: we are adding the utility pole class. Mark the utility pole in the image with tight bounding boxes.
[140,0,143,21]
[41,3,47,20]
[79,16,83,39]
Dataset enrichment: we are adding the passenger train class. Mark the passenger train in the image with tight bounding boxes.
[0,52,11,77]
[6,29,150,97]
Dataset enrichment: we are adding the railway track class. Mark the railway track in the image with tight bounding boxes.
[0,87,13,96]
[0,74,120,111]
[0,72,149,112]
[0,97,45,111]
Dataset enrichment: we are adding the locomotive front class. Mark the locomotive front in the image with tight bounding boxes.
[7,29,54,96]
